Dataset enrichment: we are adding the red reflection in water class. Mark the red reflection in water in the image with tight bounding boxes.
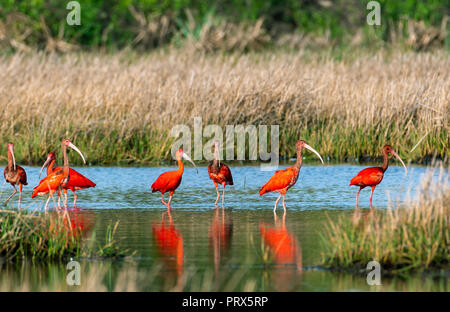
[152,212,184,281]
[49,208,94,239]
[260,212,302,291]
[209,208,233,273]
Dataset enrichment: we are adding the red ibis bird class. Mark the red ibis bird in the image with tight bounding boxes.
[208,141,233,207]
[39,152,95,207]
[350,145,407,209]
[32,139,86,210]
[151,148,197,210]
[3,143,27,209]
[259,140,324,212]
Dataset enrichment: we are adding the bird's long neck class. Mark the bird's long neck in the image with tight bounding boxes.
[7,148,13,171]
[177,158,184,174]
[295,147,303,170]
[381,149,389,172]
[47,159,56,175]
[212,146,220,170]
[63,144,69,177]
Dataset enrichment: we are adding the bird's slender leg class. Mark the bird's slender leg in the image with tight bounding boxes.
[221,184,225,208]
[356,187,362,208]
[73,191,77,208]
[273,194,282,213]
[4,185,17,205]
[214,183,220,206]
[45,189,56,212]
[45,195,52,212]
[18,183,22,210]
[57,189,62,209]
[282,194,286,213]
[161,194,168,207]
[63,189,68,207]
[370,186,376,210]
[167,192,173,211]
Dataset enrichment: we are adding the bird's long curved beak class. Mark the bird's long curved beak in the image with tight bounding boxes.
[39,157,52,179]
[392,151,407,175]
[68,142,86,164]
[304,143,324,164]
[182,152,198,173]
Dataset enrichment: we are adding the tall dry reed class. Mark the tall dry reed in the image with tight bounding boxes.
[0,49,447,164]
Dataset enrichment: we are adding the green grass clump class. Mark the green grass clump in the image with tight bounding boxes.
[0,210,127,261]
[320,170,449,274]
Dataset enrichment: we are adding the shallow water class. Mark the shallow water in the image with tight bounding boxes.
[0,164,448,291]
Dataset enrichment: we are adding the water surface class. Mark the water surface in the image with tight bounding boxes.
[0,164,447,291]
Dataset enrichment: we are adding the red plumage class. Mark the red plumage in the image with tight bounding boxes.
[259,167,298,195]
[208,162,233,186]
[32,169,66,198]
[349,167,384,188]
[52,167,96,191]
[151,170,183,194]
[4,165,27,186]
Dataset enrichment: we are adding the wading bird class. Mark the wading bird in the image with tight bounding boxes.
[350,145,407,209]
[32,139,86,210]
[3,143,27,209]
[259,140,324,213]
[208,141,233,207]
[39,152,95,207]
[151,148,197,210]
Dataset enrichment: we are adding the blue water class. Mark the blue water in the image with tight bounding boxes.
[0,163,447,291]
[3,163,445,211]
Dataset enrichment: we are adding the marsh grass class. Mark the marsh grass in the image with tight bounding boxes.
[0,49,448,165]
[0,209,127,261]
[320,168,449,274]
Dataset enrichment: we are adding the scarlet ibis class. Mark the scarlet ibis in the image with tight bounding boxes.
[39,152,96,207]
[3,143,27,209]
[259,140,324,212]
[208,141,233,207]
[350,145,407,209]
[151,148,197,210]
[32,139,86,210]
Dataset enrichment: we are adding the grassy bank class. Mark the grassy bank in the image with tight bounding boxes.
[0,49,448,165]
[320,168,449,274]
[0,209,126,261]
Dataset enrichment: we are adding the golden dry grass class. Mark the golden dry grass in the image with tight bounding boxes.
[0,49,448,164]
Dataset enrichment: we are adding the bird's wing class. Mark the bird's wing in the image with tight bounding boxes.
[152,170,180,191]
[32,173,64,197]
[260,167,295,194]
[350,167,384,186]
[219,163,233,185]
[66,168,96,188]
